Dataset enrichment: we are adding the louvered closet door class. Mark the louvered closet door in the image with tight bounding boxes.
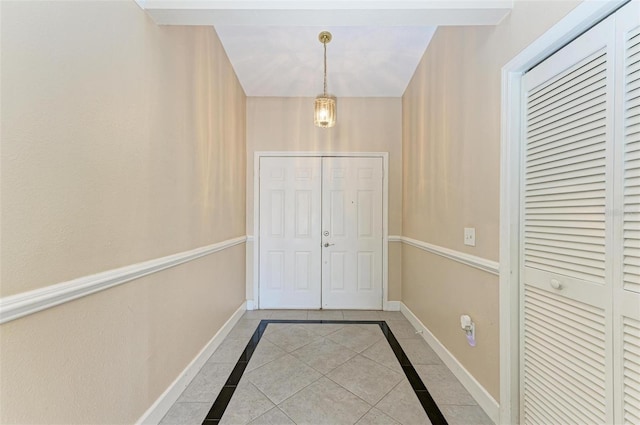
[614,3,640,423]
[521,15,616,425]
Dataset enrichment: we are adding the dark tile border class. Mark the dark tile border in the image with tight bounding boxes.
[202,320,448,425]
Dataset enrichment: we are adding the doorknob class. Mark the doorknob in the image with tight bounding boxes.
[550,279,562,290]
[323,242,335,247]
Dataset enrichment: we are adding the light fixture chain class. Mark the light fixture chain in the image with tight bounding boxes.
[323,39,328,96]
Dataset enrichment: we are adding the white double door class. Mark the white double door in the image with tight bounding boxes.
[259,156,383,309]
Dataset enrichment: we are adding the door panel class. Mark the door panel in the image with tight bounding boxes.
[521,15,615,424]
[322,157,383,309]
[615,3,640,422]
[259,157,322,308]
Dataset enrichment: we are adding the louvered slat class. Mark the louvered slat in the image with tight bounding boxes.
[528,121,606,153]
[526,198,605,210]
[625,27,640,294]
[523,286,607,424]
[524,320,607,374]
[526,226,605,238]
[525,48,608,284]
[528,91,606,135]
[527,110,607,146]
[527,52,606,111]
[524,390,567,425]
[527,160,606,186]
[524,360,605,418]
[526,243,605,261]
[524,288,607,330]
[524,372,602,423]
[527,131,605,162]
[526,176,606,193]
[526,238,604,259]
[528,84,607,130]
[526,182,605,198]
[623,317,640,424]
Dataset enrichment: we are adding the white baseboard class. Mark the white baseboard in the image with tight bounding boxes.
[136,302,247,425]
[400,302,499,424]
[384,300,401,311]
[246,300,256,310]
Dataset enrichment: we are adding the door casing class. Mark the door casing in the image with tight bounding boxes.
[252,151,390,310]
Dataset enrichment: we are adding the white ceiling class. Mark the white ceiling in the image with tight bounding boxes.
[137,1,513,97]
[214,26,437,97]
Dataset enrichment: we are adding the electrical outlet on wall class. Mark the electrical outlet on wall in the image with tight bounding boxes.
[464,227,476,246]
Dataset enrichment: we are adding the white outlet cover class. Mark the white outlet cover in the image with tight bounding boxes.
[464,227,476,247]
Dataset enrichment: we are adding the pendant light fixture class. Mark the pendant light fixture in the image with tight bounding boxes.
[314,31,336,128]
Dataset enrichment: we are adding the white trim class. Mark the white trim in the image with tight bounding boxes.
[244,235,258,310]
[400,302,499,424]
[0,236,247,324]
[388,235,402,243]
[384,300,401,311]
[255,151,390,158]
[400,236,499,275]
[498,1,628,423]
[499,65,523,425]
[253,152,390,311]
[381,154,390,312]
[137,1,512,27]
[136,302,246,425]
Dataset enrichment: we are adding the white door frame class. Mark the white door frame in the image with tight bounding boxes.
[499,1,629,423]
[253,151,390,310]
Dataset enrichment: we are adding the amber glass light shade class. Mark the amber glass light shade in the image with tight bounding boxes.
[314,95,337,128]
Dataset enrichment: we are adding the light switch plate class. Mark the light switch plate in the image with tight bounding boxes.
[464,227,476,247]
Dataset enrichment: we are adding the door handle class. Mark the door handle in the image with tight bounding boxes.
[550,279,563,290]
[323,243,335,247]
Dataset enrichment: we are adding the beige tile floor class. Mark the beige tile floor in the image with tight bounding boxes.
[160,310,493,425]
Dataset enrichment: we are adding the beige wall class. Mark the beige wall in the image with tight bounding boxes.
[402,0,581,401]
[0,247,245,424]
[0,1,246,423]
[246,97,403,301]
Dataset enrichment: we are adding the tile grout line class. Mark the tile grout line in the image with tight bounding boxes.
[321,367,379,409]
[244,379,309,423]
[248,324,349,377]
[249,352,329,414]
[280,327,375,410]
[369,373,405,415]
[352,404,377,425]
[360,339,407,376]
[275,406,297,425]
[202,319,449,425]
[371,379,407,423]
